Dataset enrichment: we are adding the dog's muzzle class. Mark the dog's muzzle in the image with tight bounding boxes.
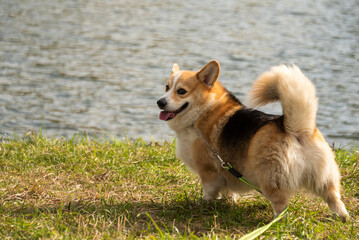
[157,98,167,109]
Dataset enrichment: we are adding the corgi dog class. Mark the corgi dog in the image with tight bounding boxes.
[157,60,349,221]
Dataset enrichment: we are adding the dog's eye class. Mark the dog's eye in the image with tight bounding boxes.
[165,85,169,91]
[177,88,187,95]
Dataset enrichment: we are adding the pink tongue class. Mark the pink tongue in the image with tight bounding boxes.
[159,111,175,121]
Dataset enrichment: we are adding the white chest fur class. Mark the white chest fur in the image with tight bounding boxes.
[175,127,198,174]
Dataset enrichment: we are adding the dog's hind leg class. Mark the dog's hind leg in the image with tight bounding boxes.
[304,139,350,222]
[261,183,290,217]
[255,155,291,217]
[317,182,349,222]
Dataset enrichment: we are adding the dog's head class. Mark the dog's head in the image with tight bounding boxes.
[157,60,222,130]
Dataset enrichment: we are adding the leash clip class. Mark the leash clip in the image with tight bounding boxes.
[211,150,230,169]
[211,150,220,159]
[221,162,230,169]
[220,160,232,170]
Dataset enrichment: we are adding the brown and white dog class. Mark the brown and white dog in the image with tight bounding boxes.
[157,60,349,221]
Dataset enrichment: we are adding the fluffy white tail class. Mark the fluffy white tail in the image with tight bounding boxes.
[247,65,318,137]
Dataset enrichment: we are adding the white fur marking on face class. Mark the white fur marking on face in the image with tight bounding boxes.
[161,71,183,100]
[172,71,183,87]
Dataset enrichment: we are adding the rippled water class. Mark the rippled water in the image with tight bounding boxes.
[0,0,358,146]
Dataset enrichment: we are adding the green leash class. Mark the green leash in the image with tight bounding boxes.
[198,132,289,240]
[239,206,288,240]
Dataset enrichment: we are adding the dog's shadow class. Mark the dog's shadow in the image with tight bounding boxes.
[7,196,274,236]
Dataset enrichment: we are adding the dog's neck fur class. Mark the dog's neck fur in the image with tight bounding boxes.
[194,89,243,148]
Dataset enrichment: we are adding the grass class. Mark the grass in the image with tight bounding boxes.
[0,132,358,239]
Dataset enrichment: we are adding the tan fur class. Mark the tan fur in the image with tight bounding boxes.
[247,65,318,137]
[157,60,349,222]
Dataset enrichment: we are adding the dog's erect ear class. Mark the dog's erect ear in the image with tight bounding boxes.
[196,60,220,87]
[172,63,180,73]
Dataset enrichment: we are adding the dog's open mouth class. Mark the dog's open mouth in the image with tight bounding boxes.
[159,102,189,121]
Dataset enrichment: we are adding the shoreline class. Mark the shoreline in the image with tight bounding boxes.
[1,129,358,151]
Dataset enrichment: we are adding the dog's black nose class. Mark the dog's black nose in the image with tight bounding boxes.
[157,98,167,109]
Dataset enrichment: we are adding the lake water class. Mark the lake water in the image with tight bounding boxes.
[0,0,358,147]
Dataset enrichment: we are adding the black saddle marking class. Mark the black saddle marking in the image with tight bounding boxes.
[220,107,284,148]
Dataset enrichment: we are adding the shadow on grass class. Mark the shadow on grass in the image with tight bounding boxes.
[2,196,273,237]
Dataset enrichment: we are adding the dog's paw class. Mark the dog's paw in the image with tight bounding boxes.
[203,195,216,201]
[334,213,351,223]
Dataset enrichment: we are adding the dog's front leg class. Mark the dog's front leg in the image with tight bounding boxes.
[192,138,222,200]
[201,173,226,200]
